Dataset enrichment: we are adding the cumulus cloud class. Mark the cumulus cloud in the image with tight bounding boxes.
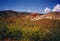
[44,7,51,13]
[52,4,60,12]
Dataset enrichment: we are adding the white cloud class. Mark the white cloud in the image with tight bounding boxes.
[52,4,60,12]
[28,9,32,12]
[44,7,51,13]
[27,9,37,13]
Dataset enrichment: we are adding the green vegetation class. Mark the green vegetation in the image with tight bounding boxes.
[0,17,60,41]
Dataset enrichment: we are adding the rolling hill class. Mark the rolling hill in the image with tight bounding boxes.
[30,12,60,21]
[0,10,60,41]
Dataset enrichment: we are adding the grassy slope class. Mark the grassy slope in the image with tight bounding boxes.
[0,15,60,41]
[0,11,60,41]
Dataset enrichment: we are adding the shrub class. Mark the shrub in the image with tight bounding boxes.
[7,24,22,40]
[0,21,8,40]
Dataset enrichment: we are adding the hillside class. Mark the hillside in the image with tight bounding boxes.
[0,10,60,30]
[0,10,42,23]
[0,10,60,41]
[30,12,60,21]
[0,10,60,28]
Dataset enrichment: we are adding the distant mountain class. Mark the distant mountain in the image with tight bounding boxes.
[0,10,42,16]
[0,10,60,21]
[0,10,43,23]
[0,10,43,19]
[0,10,32,16]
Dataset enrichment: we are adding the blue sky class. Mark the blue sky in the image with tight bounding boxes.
[0,0,60,13]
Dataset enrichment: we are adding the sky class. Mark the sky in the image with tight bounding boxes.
[0,0,60,13]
